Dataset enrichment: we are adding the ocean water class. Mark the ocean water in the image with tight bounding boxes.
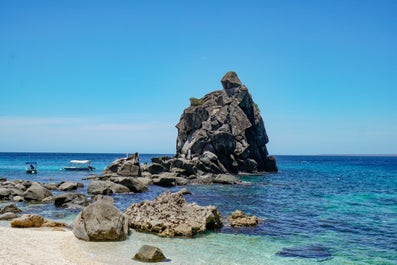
[0,153,396,264]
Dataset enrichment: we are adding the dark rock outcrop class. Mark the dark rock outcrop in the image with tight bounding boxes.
[72,197,129,241]
[134,245,166,262]
[175,71,277,174]
[124,190,222,237]
[54,193,89,209]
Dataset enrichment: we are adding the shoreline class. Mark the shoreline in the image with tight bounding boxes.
[0,226,105,265]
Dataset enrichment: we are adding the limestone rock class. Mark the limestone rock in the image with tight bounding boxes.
[124,190,222,237]
[73,199,129,241]
[227,210,259,227]
[134,245,166,262]
[11,214,44,228]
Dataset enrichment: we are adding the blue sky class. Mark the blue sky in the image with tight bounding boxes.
[1,0,396,154]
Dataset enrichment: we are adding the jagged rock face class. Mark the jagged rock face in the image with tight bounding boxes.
[124,190,223,237]
[176,71,277,173]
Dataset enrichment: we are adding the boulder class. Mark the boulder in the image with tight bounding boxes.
[11,214,44,228]
[57,181,83,191]
[109,176,148,193]
[0,203,22,214]
[103,153,141,177]
[87,180,130,195]
[54,193,89,209]
[23,183,52,202]
[213,174,241,185]
[0,212,17,220]
[134,245,166,262]
[227,210,259,227]
[72,198,129,241]
[124,190,222,237]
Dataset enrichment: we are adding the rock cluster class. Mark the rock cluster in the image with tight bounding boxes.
[124,190,222,237]
[0,180,53,203]
[83,153,149,195]
[0,203,22,220]
[103,152,141,177]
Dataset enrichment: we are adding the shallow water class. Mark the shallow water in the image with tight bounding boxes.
[1,153,396,264]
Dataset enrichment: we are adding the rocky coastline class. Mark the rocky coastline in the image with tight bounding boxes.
[0,72,276,262]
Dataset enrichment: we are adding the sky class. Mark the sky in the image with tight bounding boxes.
[1,0,396,155]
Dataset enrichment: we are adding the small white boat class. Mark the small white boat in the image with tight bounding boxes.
[63,160,95,171]
[25,162,38,174]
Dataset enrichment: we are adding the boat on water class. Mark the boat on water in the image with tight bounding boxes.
[63,160,95,171]
[25,162,38,174]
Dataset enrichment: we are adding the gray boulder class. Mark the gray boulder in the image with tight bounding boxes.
[109,176,148,193]
[72,198,129,241]
[0,212,17,220]
[103,153,141,177]
[57,181,83,191]
[54,193,89,209]
[0,203,22,214]
[23,183,52,202]
[87,180,130,195]
[134,245,166,262]
[124,190,222,237]
[213,174,241,185]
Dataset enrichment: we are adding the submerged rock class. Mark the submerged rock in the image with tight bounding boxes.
[124,190,223,237]
[277,244,332,260]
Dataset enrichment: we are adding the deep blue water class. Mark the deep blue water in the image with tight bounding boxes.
[0,153,396,264]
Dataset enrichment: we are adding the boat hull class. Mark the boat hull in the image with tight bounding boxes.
[63,167,94,171]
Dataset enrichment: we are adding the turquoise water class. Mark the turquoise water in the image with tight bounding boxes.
[0,153,396,264]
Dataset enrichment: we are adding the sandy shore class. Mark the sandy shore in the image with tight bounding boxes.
[0,227,104,265]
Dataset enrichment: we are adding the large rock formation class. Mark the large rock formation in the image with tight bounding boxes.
[175,71,277,174]
[124,190,223,237]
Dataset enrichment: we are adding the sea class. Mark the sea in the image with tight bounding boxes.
[0,152,396,265]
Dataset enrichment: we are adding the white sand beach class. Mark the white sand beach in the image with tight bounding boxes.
[0,227,104,265]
